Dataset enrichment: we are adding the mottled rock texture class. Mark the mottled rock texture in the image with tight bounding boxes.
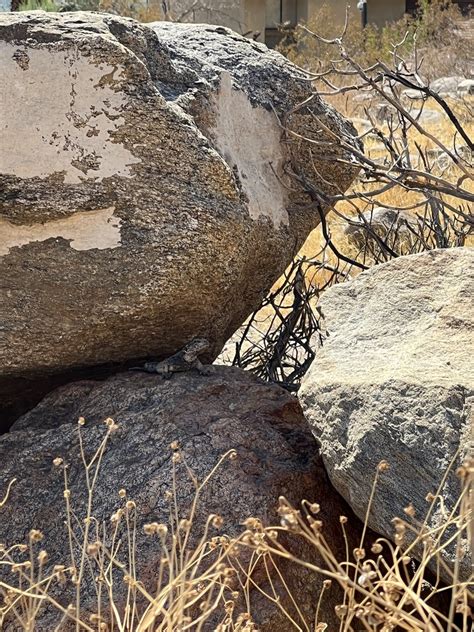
[1,367,364,630]
[342,206,421,251]
[300,247,473,581]
[0,12,357,427]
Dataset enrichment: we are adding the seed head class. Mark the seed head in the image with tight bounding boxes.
[242,517,262,531]
[104,417,118,432]
[353,547,365,560]
[144,522,168,538]
[37,550,48,565]
[87,542,100,556]
[377,460,390,472]
[211,514,224,529]
[335,604,348,619]
[403,504,416,517]
[29,529,44,543]
[310,519,323,532]
[157,524,168,538]
[357,571,376,586]
[53,457,63,468]
[110,510,122,523]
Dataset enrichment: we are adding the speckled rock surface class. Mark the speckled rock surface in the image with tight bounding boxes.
[342,206,421,252]
[1,367,364,630]
[299,247,473,581]
[0,12,357,427]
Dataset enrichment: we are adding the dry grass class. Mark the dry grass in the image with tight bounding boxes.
[97,0,163,23]
[241,457,473,631]
[0,420,471,631]
[275,0,474,276]
[299,89,474,270]
[0,421,249,631]
[282,0,473,81]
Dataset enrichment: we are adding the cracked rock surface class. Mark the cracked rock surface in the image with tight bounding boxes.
[0,12,357,427]
[300,247,473,581]
[1,367,364,629]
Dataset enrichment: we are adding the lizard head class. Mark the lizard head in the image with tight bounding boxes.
[184,338,211,361]
[187,338,211,355]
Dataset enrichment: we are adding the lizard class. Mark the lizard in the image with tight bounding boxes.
[130,338,213,379]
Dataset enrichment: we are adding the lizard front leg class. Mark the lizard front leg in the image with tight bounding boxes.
[194,359,214,376]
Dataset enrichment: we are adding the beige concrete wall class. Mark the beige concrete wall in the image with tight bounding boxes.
[180,0,407,40]
[243,0,266,39]
[368,0,406,25]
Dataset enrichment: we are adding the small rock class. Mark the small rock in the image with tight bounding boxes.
[351,117,372,134]
[403,88,426,100]
[457,78,474,97]
[416,108,444,124]
[342,207,420,251]
[429,75,465,97]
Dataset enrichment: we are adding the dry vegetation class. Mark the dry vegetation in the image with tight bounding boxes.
[0,421,472,630]
[228,1,473,389]
[5,2,473,629]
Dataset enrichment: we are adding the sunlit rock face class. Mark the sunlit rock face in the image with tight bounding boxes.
[0,12,357,425]
[300,247,473,583]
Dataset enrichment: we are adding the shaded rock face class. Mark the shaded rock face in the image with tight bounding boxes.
[300,247,473,580]
[1,367,365,630]
[0,12,357,427]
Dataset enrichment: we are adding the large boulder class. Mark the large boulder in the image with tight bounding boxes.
[0,367,365,630]
[0,12,357,427]
[299,247,473,579]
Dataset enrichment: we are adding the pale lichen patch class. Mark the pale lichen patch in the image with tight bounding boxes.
[0,207,122,256]
[0,42,140,183]
[210,72,289,226]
